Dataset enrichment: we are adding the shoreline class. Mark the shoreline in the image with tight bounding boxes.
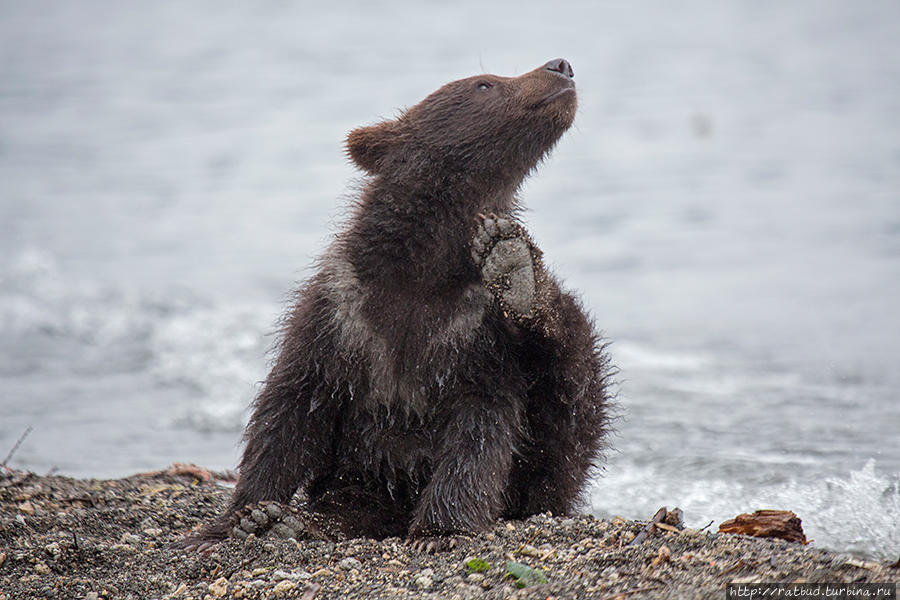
[1,467,896,599]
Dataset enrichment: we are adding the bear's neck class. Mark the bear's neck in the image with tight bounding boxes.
[343,178,519,294]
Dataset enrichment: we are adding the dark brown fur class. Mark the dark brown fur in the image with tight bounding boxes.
[181,59,613,545]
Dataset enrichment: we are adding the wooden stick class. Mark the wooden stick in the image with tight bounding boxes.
[629,507,667,546]
[2,425,33,469]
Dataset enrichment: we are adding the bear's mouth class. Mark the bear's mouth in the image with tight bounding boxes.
[531,85,576,109]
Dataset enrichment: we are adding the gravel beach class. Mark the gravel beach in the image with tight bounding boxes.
[1,467,896,599]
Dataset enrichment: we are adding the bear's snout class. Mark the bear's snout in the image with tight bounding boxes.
[544,58,574,79]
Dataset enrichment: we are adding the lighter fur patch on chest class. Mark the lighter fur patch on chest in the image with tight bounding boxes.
[319,245,491,414]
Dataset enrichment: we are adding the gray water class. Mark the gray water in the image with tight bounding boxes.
[2,1,898,560]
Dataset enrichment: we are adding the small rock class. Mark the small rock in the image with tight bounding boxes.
[120,532,141,545]
[467,573,485,583]
[251,568,269,576]
[414,574,433,590]
[143,528,163,537]
[208,577,228,597]
[273,569,311,581]
[85,593,99,600]
[311,568,331,578]
[18,501,35,515]
[171,583,187,596]
[34,562,51,575]
[339,557,362,570]
[0,552,5,567]
[44,542,60,557]
[273,580,296,596]
[652,545,672,567]
[519,544,540,557]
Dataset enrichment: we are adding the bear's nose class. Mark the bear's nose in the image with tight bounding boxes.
[544,58,574,79]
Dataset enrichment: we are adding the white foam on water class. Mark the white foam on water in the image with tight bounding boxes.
[615,341,712,372]
[590,460,900,561]
[1,247,272,432]
[149,302,274,432]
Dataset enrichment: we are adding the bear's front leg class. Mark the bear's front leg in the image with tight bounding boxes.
[408,395,522,546]
[471,214,547,328]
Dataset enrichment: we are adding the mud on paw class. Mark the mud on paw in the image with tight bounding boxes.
[471,213,542,322]
[231,501,324,542]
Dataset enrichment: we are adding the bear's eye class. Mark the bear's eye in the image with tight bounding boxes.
[476,81,493,91]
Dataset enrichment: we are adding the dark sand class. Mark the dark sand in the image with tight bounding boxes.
[1,467,896,599]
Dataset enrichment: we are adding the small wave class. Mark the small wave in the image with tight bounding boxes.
[1,247,272,432]
[590,460,900,561]
[616,341,712,371]
[150,303,273,433]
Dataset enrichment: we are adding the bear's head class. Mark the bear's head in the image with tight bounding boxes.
[347,59,577,194]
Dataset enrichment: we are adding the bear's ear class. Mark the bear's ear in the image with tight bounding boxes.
[346,120,401,174]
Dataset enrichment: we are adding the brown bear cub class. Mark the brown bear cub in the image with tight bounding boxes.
[178,58,613,551]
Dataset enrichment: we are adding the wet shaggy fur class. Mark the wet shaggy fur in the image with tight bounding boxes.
[181,59,613,546]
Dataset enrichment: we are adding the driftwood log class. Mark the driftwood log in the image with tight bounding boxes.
[718,509,807,544]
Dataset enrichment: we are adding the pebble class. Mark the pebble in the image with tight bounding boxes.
[44,542,60,557]
[414,574,432,590]
[272,569,311,581]
[272,580,296,596]
[120,533,142,545]
[339,557,362,570]
[208,577,228,597]
[17,501,35,515]
[34,562,51,575]
[652,545,672,567]
[519,544,540,557]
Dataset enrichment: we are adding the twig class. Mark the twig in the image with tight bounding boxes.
[720,559,752,577]
[628,507,667,546]
[698,520,714,532]
[516,528,542,554]
[2,425,33,469]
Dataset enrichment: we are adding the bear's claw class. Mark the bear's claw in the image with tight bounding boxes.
[407,535,461,554]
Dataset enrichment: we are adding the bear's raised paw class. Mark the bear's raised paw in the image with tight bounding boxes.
[472,214,541,323]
